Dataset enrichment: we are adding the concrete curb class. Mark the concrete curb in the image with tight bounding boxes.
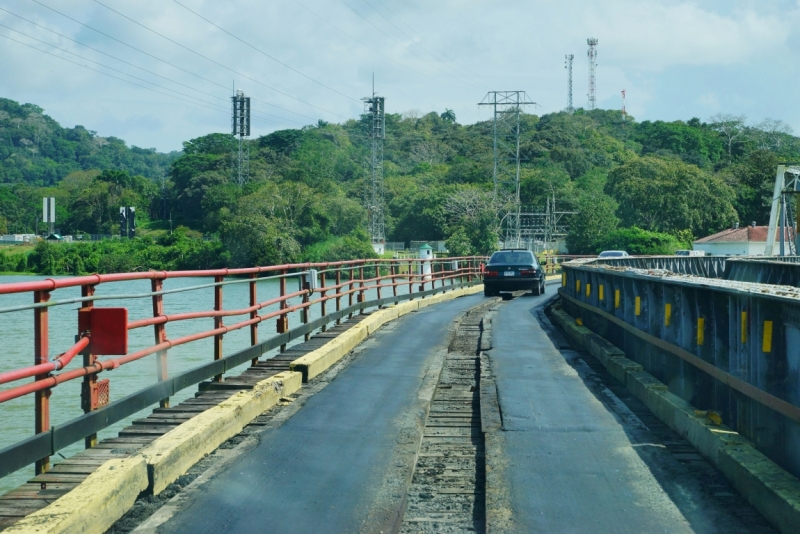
[290,284,484,382]
[138,371,302,495]
[551,305,800,534]
[3,456,149,534]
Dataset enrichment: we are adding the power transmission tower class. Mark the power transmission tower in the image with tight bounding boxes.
[363,84,386,253]
[479,91,535,248]
[231,89,251,187]
[565,54,575,113]
[587,38,598,110]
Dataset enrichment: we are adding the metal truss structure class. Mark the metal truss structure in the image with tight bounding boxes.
[519,194,576,252]
[587,38,598,110]
[478,91,535,248]
[231,90,251,188]
[363,91,386,249]
[766,164,800,256]
[565,54,575,113]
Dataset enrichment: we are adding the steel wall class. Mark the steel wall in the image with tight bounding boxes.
[561,263,800,479]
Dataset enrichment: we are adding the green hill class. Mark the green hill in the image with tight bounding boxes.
[1,97,798,274]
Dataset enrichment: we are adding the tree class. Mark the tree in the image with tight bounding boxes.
[596,227,685,255]
[565,194,618,254]
[750,118,794,151]
[440,109,456,123]
[708,113,746,157]
[606,156,738,237]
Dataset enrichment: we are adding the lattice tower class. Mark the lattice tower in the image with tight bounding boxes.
[231,89,251,187]
[362,91,386,247]
[565,54,575,113]
[587,38,598,110]
[479,91,535,248]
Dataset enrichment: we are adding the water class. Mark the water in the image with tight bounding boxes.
[0,273,392,494]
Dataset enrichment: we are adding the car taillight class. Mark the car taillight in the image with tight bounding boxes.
[520,269,534,275]
[484,271,498,277]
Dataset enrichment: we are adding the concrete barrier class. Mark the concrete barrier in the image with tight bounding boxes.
[290,284,483,382]
[552,305,800,534]
[3,457,149,534]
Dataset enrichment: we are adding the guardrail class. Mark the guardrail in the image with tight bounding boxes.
[560,259,800,478]
[0,256,486,480]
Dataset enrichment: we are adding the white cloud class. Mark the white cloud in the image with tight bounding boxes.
[0,0,798,151]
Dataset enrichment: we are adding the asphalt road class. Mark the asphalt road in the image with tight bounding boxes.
[489,291,774,533]
[153,293,483,534]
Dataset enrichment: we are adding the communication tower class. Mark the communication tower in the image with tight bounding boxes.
[479,91,536,248]
[565,54,575,113]
[621,89,626,119]
[587,38,598,110]
[363,83,386,253]
[231,89,251,187]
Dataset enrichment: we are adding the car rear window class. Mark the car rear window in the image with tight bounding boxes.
[489,251,535,264]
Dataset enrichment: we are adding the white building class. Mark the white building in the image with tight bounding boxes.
[693,225,790,256]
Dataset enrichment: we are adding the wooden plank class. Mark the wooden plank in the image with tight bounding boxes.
[119,425,174,436]
[28,473,89,484]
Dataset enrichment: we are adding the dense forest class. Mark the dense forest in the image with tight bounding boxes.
[0,95,797,275]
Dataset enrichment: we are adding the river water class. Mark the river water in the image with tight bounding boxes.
[0,273,389,494]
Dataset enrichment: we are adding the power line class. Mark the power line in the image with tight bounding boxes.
[27,0,326,122]
[369,0,492,88]
[337,0,476,91]
[0,32,284,125]
[88,0,349,119]
[171,0,359,104]
[291,0,437,84]
[357,0,484,91]
[0,6,307,126]
[0,23,293,127]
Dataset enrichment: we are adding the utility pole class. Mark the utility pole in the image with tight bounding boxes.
[231,89,251,188]
[363,76,386,254]
[565,54,575,113]
[479,91,535,248]
[42,197,55,235]
[587,38,598,110]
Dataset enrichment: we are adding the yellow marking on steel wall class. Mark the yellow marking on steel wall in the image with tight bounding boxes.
[599,284,604,301]
[635,296,641,316]
[614,289,620,309]
[585,283,591,298]
[665,303,672,327]
[697,317,705,345]
[762,321,773,353]
[576,280,581,293]
[562,273,566,287]
[741,311,747,344]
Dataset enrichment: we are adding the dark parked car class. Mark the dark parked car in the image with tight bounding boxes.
[482,249,545,297]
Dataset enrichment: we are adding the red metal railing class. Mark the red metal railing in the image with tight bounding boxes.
[0,256,485,475]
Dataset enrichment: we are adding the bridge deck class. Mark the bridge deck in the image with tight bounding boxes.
[489,295,775,533]
[138,293,484,534]
[0,315,371,531]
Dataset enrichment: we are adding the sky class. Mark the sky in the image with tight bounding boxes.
[0,0,798,153]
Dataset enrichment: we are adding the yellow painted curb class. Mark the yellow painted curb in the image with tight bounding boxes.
[137,371,302,495]
[3,456,148,534]
[291,284,483,382]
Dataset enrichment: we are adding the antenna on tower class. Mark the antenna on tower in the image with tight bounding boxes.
[363,78,386,254]
[231,88,251,187]
[621,89,627,119]
[565,54,575,114]
[587,38,598,110]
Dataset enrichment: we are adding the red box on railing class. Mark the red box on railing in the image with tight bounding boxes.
[78,308,128,355]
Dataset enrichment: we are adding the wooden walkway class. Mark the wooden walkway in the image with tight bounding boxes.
[0,315,370,531]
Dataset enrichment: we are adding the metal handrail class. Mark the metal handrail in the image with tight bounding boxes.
[0,255,486,478]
